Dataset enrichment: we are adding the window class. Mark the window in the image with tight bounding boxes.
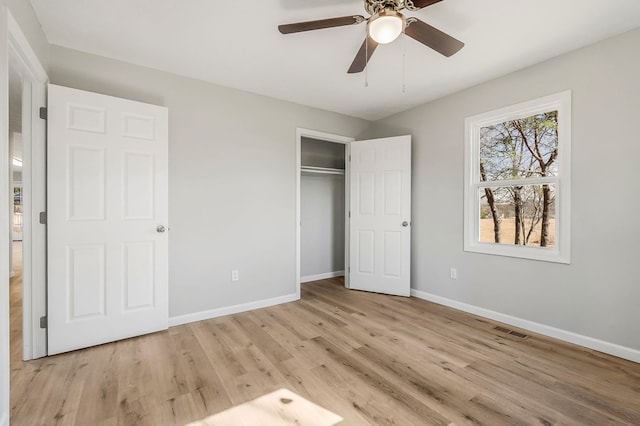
[464,91,571,263]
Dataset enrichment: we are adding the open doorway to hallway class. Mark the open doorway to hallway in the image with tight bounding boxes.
[8,61,24,366]
[5,22,49,364]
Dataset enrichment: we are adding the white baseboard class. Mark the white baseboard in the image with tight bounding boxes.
[169,293,299,327]
[1,410,8,426]
[411,289,640,364]
[301,271,344,283]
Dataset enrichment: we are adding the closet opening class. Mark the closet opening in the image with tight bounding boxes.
[295,129,354,298]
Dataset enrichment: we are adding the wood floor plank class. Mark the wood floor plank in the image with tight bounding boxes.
[262,303,323,341]
[248,309,315,356]
[190,320,247,378]
[466,358,623,424]
[209,317,253,352]
[308,362,426,425]
[9,273,640,425]
[310,335,451,425]
[190,323,251,406]
[274,360,371,425]
[73,344,120,425]
[285,301,364,353]
[232,346,288,393]
[231,314,294,365]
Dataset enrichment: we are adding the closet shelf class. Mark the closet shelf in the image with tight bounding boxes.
[301,166,345,175]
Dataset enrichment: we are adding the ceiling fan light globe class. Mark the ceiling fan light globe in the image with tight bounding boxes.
[368,10,405,44]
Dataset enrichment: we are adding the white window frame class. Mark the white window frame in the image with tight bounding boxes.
[464,91,571,264]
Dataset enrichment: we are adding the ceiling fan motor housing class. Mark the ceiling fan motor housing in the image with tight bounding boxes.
[365,0,404,15]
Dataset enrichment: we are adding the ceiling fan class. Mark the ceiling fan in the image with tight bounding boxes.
[278,0,464,74]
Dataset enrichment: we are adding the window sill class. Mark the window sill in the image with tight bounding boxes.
[464,241,570,264]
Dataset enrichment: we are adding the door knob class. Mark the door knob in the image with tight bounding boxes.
[156,225,166,233]
[402,221,409,227]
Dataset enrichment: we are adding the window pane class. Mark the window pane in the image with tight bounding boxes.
[480,111,559,181]
[479,184,556,248]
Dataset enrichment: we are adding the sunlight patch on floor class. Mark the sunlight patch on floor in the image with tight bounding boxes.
[185,388,343,426]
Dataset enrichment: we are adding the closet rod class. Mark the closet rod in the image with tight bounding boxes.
[300,166,345,175]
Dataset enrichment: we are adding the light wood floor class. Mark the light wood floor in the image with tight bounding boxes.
[10,272,640,425]
[10,242,23,366]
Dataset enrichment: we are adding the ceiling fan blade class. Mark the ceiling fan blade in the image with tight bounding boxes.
[278,15,365,34]
[406,0,443,9]
[404,18,464,57]
[347,37,378,74]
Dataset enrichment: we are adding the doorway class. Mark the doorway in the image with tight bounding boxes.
[296,131,413,300]
[300,137,346,282]
[8,62,24,365]
[2,8,48,421]
[4,13,48,362]
[295,129,354,297]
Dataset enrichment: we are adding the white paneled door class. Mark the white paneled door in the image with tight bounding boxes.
[47,84,169,355]
[349,136,411,296]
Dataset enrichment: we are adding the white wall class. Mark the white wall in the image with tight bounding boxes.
[370,28,640,356]
[0,0,48,69]
[48,45,371,320]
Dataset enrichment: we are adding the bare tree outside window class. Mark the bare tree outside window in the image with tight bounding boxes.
[479,111,558,247]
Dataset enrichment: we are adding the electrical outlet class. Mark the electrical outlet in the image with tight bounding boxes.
[231,270,239,281]
[449,267,457,280]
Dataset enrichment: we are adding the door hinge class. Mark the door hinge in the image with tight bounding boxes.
[39,211,47,224]
[40,316,48,329]
[39,107,47,120]
[348,211,351,218]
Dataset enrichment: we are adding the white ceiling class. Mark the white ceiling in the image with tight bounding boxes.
[30,0,640,121]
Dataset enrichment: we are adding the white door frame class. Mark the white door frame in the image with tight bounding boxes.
[0,9,10,425]
[295,128,354,298]
[1,5,48,373]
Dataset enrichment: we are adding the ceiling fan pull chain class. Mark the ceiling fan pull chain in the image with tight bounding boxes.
[365,33,369,87]
[401,29,405,93]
